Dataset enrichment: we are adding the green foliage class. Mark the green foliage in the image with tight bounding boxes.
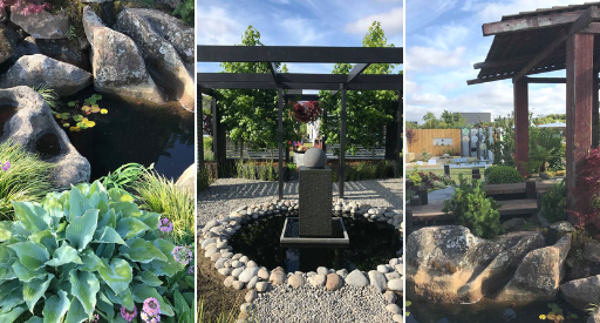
[133,172,195,244]
[218,26,297,158]
[332,160,395,182]
[418,111,470,129]
[0,141,54,220]
[541,180,567,223]
[486,165,523,184]
[32,85,59,111]
[66,25,77,41]
[198,165,215,192]
[319,22,398,156]
[408,168,422,188]
[443,176,502,238]
[98,163,153,191]
[529,127,565,172]
[539,302,578,322]
[234,162,282,182]
[203,137,214,162]
[488,114,516,167]
[58,94,107,132]
[0,181,193,322]
[172,0,193,25]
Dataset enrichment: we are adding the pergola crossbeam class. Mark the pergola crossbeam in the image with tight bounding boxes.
[331,63,371,97]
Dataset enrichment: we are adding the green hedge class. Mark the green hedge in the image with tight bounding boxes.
[332,160,395,182]
[485,165,523,184]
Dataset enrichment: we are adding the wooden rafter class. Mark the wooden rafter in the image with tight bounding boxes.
[483,9,587,36]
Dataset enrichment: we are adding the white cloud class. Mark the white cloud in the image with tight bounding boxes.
[279,17,329,45]
[196,5,245,45]
[269,0,289,4]
[407,46,466,71]
[473,0,586,22]
[344,7,403,36]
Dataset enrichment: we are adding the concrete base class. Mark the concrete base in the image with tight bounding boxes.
[280,217,349,247]
[299,167,332,237]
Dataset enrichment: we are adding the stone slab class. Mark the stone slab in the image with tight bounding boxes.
[299,167,332,237]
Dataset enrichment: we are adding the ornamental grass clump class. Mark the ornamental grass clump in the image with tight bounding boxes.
[443,175,502,239]
[0,141,54,220]
[0,181,194,323]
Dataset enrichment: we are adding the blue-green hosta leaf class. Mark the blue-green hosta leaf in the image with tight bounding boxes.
[66,209,98,251]
[139,212,160,230]
[96,291,115,320]
[95,242,115,259]
[0,280,23,310]
[46,244,83,267]
[24,317,42,323]
[78,250,104,272]
[98,258,132,295]
[12,202,50,232]
[134,271,163,287]
[67,187,93,222]
[64,297,88,323]
[42,197,64,228]
[0,259,17,283]
[108,188,135,204]
[103,286,134,311]
[23,274,53,313]
[8,241,49,271]
[113,202,142,218]
[42,290,70,323]
[98,209,117,229]
[94,226,125,245]
[69,270,99,316]
[30,229,57,254]
[0,221,12,241]
[115,218,150,240]
[122,238,167,263]
[173,290,191,317]
[0,305,26,323]
[12,261,45,282]
[132,284,174,317]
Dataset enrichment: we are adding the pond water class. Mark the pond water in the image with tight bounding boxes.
[60,87,194,180]
[229,216,401,273]
[407,299,586,323]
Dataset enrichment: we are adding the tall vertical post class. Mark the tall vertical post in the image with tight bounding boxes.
[513,77,529,176]
[593,70,599,148]
[212,97,226,176]
[339,84,347,199]
[277,87,284,201]
[566,33,594,216]
[396,90,402,178]
[198,95,204,169]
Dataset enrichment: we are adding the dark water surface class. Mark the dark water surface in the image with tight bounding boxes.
[61,88,194,180]
[229,216,401,273]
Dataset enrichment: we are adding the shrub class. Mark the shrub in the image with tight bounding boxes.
[0,141,54,220]
[235,162,283,182]
[173,0,194,25]
[486,165,523,184]
[443,176,502,238]
[541,180,567,223]
[569,149,600,231]
[0,181,194,322]
[133,172,195,244]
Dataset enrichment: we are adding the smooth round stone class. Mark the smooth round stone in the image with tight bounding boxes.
[218,268,232,276]
[346,269,369,287]
[245,290,257,303]
[255,282,268,292]
[247,276,259,290]
[232,280,245,290]
[310,274,326,288]
[386,304,401,314]
[303,148,327,168]
[238,267,259,283]
[224,276,235,287]
[204,248,217,258]
[377,265,390,273]
[389,258,399,267]
[231,267,244,278]
[201,238,216,249]
[383,291,397,304]
[232,253,242,260]
[215,258,227,269]
[288,274,305,288]
[258,268,270,280]
[393,314,403,323]
[239,256,249,263]
[336,269,348,278]
[231,260,240,268]
[395,264,404,274]
[269,270,286,285]
[368,270,387,293]
[388,278,403,292]
[210,252,221,262]
[240,303,253,313]
[326,273,343,291]
[221,251,233,259]
[385,272,400,281]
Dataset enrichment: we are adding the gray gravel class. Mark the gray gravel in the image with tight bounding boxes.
[247,284,395,323]
[198,178,402,226]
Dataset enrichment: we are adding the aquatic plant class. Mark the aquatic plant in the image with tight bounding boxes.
[0,181,193,322]
[57,94,107,132]
[133,171,195,244]
[0,141,54,220]
[539,303,578,322]
[99,162,153,191]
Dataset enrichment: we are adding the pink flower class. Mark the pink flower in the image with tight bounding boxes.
[143,298,161,317]
[120,305,137,322]
[172,245,193,265]
[158,217,173,232]
[2,161,10,171]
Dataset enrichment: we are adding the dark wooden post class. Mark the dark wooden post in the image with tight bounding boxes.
[198,96,204,169]
[566,33,594,216]
[277,87,284,200]
[514,77,529,176]
[339,84,347,199]
[396,91,402,178]
[593,70,599,148]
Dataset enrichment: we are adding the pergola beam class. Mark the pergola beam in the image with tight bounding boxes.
[198,73,402,84]
[483,9,587,36]
[513,6,600,82]
[467,64,566,85]
[331,63,371,97]
[197,45,403,63]
[198,81,402,91]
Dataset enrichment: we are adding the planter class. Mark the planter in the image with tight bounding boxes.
[417,188,428,205]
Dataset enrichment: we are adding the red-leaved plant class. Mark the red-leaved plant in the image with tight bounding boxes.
[0,0,49,15]
[291,101,322,123]
[569,148,600,231]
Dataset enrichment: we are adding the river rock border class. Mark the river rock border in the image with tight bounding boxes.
[199,199,404,323]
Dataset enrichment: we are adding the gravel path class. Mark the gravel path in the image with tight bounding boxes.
[198,177,403,323]
[198,178,403,226]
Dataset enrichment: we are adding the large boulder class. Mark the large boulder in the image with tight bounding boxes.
[35,39,89,71]
[0,86,90,188]
[10,10,69,39]
[175,163,195,193]
[0,24,19,64]
[0,54,92,96]
[82,6,164,104]
[561,275,600,310]
[116,8,194,110]
[495,234,572,303]
[406,225,546,304]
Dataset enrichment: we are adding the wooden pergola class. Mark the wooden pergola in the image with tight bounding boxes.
[198,45,403,200]
[468,3,600,216]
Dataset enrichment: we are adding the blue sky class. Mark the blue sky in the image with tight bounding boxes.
[196,0,403,75]
[405,0,586,123]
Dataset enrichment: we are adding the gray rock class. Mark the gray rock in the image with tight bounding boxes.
[336,269,348,278]
[257,268,269,280]
[588,308,600,323]
[11,10,69,39]
[288,273,305,288]
[245,290,257,303]
[0,24,19,64]
[377,265,390,273]
[246,260,258,268]
[0,54,92,96]
[317,266,328,276]
[116,8,194,110]
[502,218,527,231]
[231,267,244,279]
[393,314,403,323]
[388,278,403,292]
[255,282,268,292]
[383,291,397,304]
[386,304,401,314]
[368,270,387,293]
[269,267,286,285]
[0,86,91,189]
[584,241,600,263]
[232,280,245,290]
[310,274,326,288]
[82,7,164,104]
[217,268,231,276]
[326,273,343,291]
[224,276,234,288]
[550,221,575,234]
[247,276,258,290]
[346,269,369,287]
[561,275,600,310]
[238,267,259,283]
[36,39,89,70]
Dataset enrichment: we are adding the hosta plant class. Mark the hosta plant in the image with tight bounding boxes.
[0,181,194,323]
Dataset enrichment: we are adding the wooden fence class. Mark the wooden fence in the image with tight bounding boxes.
[407,129,462,156]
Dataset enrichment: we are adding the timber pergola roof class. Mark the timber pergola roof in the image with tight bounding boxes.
[198,45,403,200]
[468,2,600,218]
